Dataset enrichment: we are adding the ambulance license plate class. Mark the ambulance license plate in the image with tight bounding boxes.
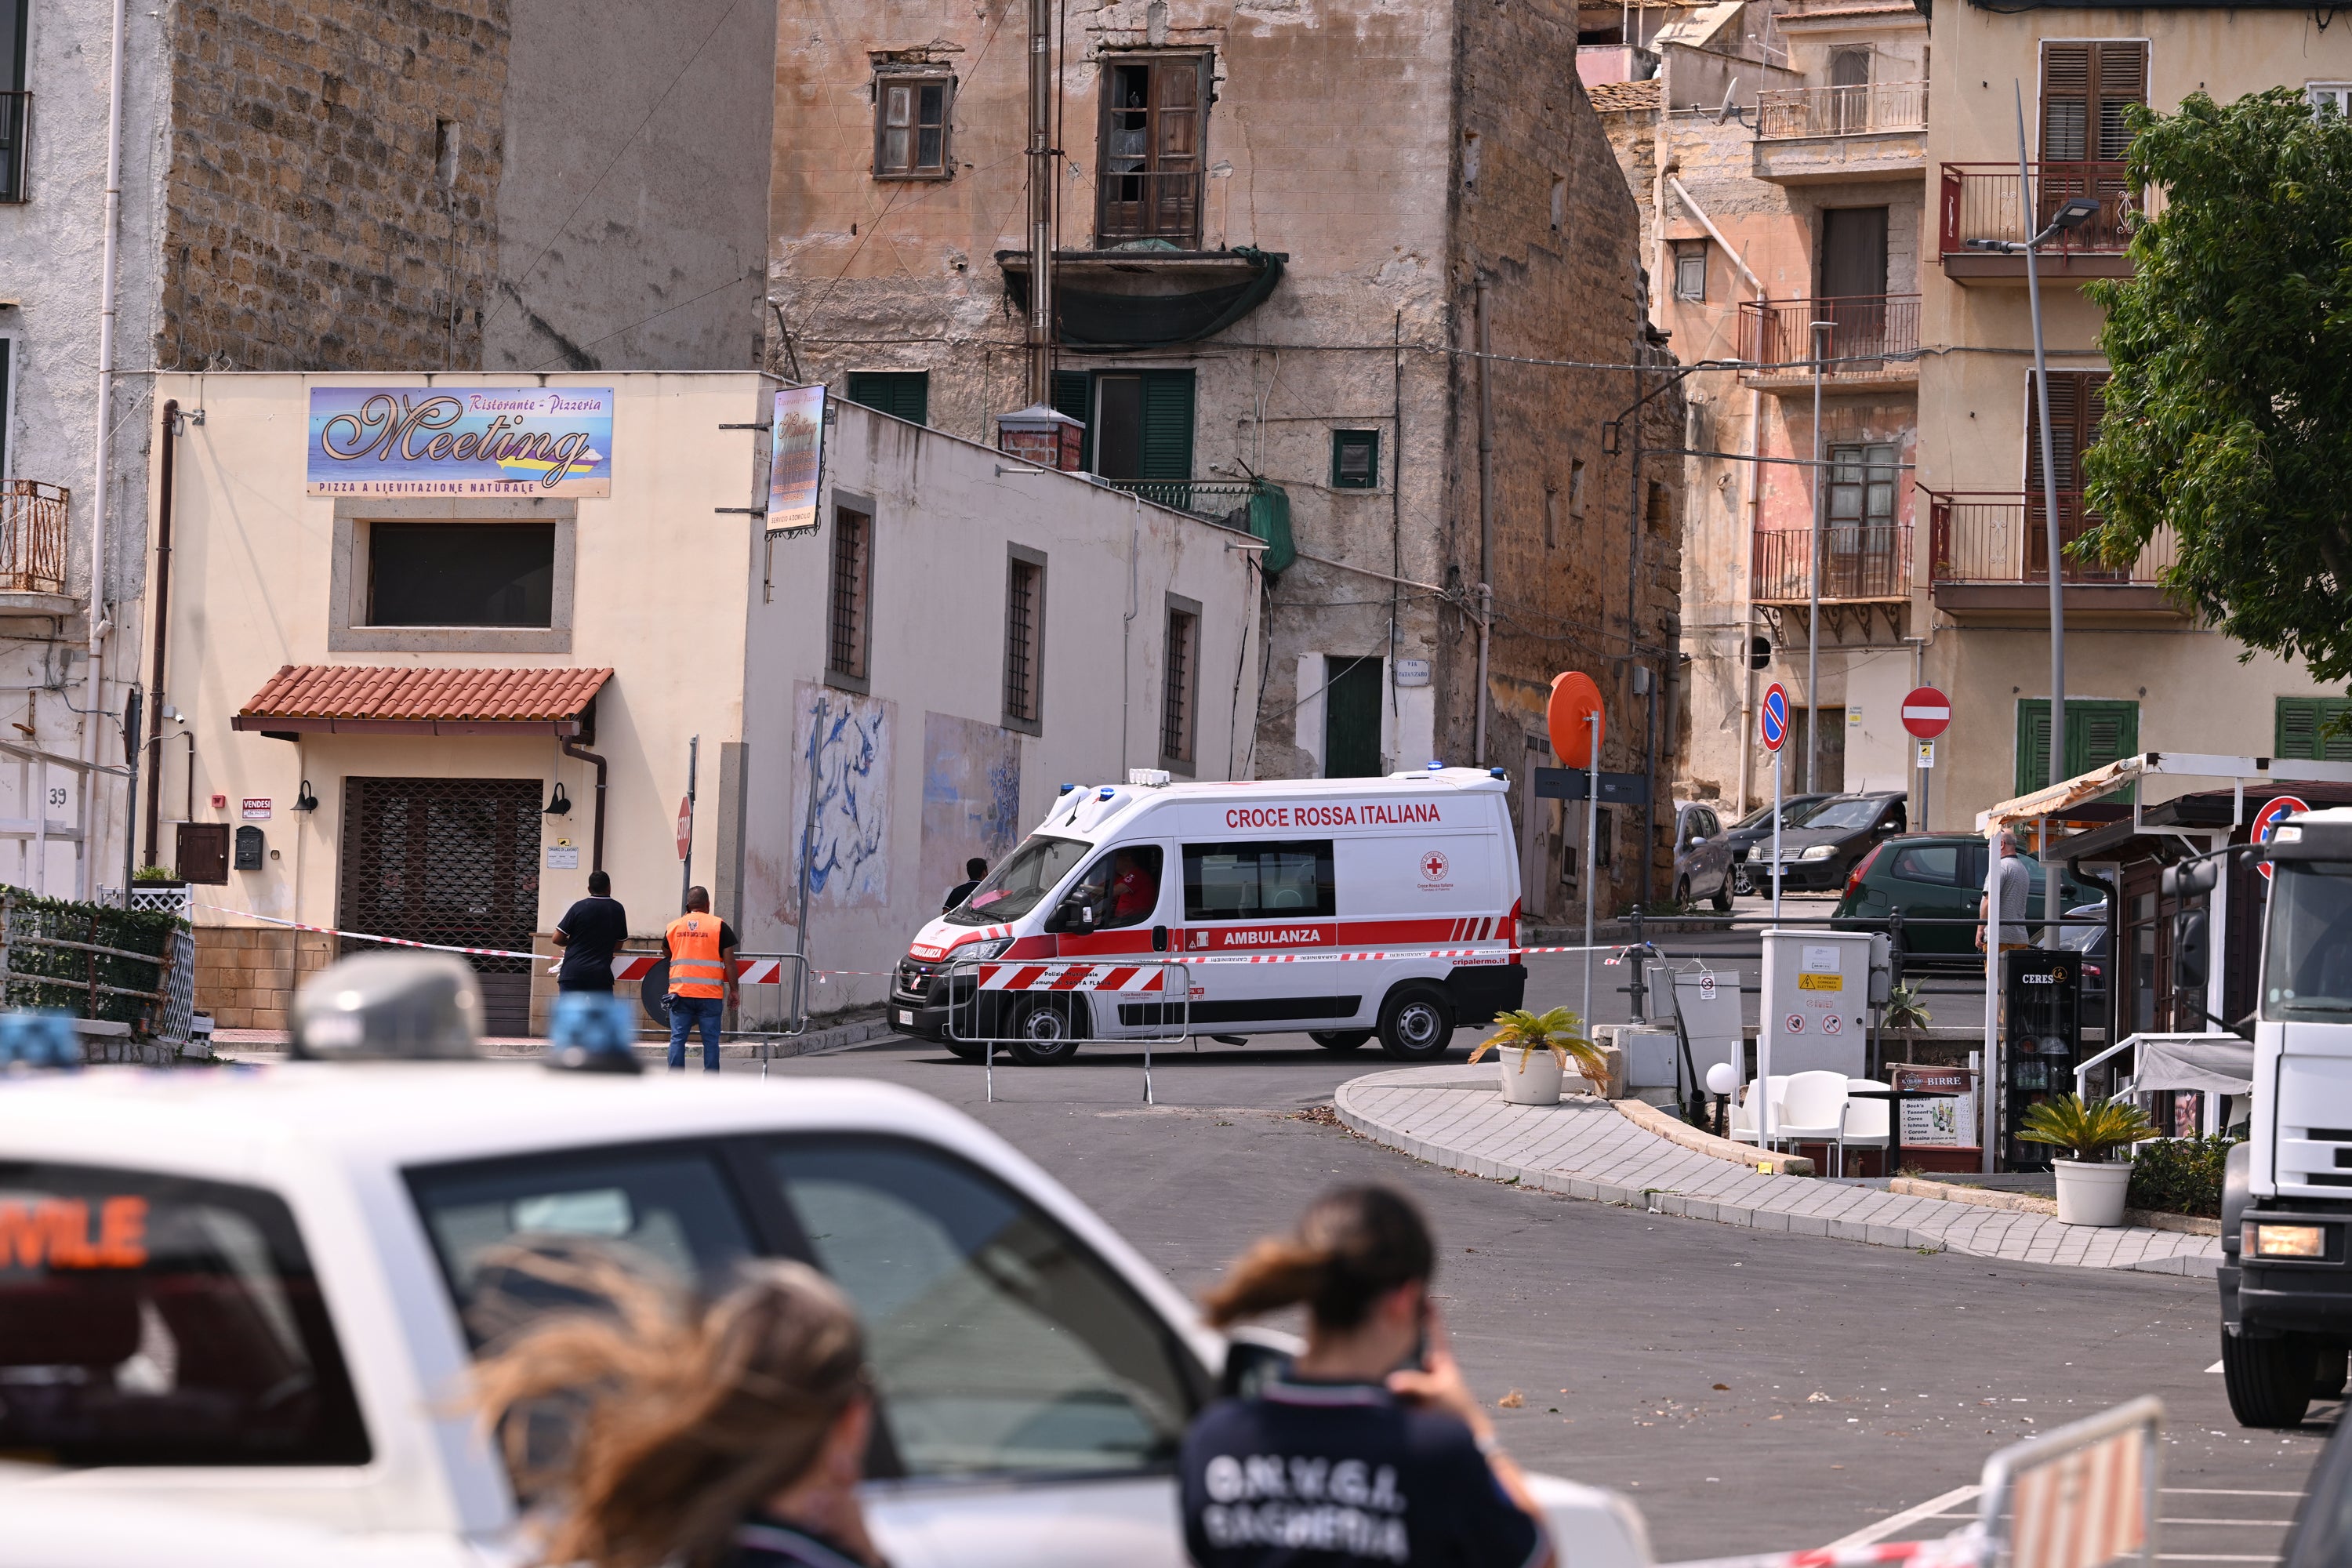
[895,1010,913,1026]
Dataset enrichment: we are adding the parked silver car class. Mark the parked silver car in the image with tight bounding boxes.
[1672,802,1736,911]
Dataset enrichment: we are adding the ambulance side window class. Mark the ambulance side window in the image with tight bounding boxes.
[1182,840,1337,921]
[1066,845,1164,931]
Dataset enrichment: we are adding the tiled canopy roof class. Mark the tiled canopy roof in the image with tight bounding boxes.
[236,665,613,726]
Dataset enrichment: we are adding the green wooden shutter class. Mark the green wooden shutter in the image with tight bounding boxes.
[1138,370,1196,483]
[2016,698,2140,794]
[2277,697,2352,760]
[2016,702,2053,795]
[845,371,929,427]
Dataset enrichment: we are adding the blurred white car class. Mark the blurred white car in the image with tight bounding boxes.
[0,1061,1650,1568]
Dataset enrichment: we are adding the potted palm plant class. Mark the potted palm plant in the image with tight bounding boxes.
[2018,1094,2160,1226]
[1468,1007,1606,1107]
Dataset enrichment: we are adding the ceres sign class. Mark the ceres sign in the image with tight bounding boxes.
[306,387,615,496]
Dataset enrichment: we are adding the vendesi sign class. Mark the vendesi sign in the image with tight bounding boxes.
[306,387,614,496]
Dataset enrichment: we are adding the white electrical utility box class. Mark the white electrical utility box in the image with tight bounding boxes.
[1757,929,1874,1080]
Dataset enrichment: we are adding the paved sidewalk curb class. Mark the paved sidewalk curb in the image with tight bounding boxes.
[1613,1095,1815,1176]
[1882,1177,2223,1236]
[1334,1065,2221,1277]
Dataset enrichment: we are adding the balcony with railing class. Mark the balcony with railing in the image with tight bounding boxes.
[1735,295,1920,390]
[1926,490,2180,617]
[1752,82,1929,184]
[0,92,27,205]
[1937,163,2149,282]
[0,481,71,600]
[1105,477,1296,573]
[1751,523,1912,641]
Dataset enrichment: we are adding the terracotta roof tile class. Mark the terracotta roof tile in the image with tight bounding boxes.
[1588,78,1663,113]
[239,665,614,723]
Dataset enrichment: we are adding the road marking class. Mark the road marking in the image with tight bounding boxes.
[2165,1490,2307,1498]
[2206,1360,2224,1373]
[2161,1519,2296,1527]
[2154,1556,2284,1563]
[1825,1486,1982,1549]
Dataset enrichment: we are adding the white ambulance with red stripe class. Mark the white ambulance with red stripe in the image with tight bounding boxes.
[890,766,1525,1064]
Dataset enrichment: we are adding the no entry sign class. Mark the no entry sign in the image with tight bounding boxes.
[1901,686,1951,739]
[1760,683,1790,753]
[2254,795,2310,880]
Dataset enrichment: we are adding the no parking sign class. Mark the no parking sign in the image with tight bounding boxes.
[2253,795,2310,880]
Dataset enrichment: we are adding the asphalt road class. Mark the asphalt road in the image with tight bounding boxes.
[762,1029,2330,1563]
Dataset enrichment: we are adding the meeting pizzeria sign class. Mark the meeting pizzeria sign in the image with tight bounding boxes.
[306,387,615,497]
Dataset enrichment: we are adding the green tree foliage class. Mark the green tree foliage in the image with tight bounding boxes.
[2081,89,2352,682]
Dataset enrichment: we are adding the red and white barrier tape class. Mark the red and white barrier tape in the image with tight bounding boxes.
[194,905,539,961]
[977,962,1169,993]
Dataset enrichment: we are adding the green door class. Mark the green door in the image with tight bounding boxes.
[2015,699,2139,795]
[1323,657,1384,778]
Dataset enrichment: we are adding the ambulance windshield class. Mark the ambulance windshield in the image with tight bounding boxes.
[944,835,1091,926]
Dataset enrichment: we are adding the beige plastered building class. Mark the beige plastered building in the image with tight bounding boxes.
[139,373,1259,1034]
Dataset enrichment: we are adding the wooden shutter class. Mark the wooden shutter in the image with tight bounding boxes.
[846,372,928,427]
[2042,42,2147,162]
[2025,372,2110,492]
[1050,370,1093,471]
[2019,698,2140,792]
[2017,701,2054,796]
[1138,370,1196,482]
[2277,698,2352,760]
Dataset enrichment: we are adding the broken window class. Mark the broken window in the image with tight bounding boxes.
[1097,54,1210,245]
[873,73,953,179]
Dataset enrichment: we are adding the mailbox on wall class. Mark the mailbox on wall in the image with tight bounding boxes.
[234,825,265,872]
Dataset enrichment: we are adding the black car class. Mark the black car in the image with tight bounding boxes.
[1719,792,1835,894]
[1755,792,1908,893]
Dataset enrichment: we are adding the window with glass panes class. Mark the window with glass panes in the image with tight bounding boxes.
[873,74,953,178]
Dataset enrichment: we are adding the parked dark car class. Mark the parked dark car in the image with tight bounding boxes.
[1719,792,1835,894]
[1671,802,1736,912]
[1755,792,1909,893]
[1831,834,2107,959]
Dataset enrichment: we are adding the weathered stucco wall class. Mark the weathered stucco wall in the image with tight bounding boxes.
[484,0,779,372]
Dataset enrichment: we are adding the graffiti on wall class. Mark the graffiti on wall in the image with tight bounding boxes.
[920,713,1023,908]
[789,681,892,910]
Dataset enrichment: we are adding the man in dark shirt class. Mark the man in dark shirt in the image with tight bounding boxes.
[552,870,629,993]
[943,856,989,913]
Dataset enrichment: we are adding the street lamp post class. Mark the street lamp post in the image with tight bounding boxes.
[1965,85,2103,951]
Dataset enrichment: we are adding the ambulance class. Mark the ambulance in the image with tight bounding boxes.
[890,766,1527,1064]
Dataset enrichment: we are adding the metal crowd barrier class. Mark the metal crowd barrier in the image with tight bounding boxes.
[622,951,811,1077]
[942,953,1195,1105]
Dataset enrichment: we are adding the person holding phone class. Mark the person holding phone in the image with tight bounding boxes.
[1180,1186,1553,1568]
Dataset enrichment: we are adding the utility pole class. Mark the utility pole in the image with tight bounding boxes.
[1806,319,1829,794]
[2019,85,2067,951]
[1025,0,1055,404]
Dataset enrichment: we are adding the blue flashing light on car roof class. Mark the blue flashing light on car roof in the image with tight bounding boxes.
[0,1010,79,1071]
[546,991,644,1076]
[1428,759,1445,771]
[1098,787,1116,801]
[1058,782,1076,794]
[1490,768,1507,780]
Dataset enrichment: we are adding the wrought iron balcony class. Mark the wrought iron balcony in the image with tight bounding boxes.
[1105,477,1294,572]
[1926,490,2180,615]
[1937,162,2148,281]
[1735,296,1920,387]
[1756,81,1928,140]
[0,481,70,596]
[0,93,28,204]
[1751,524,1912,604]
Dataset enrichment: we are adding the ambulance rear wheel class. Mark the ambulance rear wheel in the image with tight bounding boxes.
[1311,1030,1374,1052]
[1377,984,1455,1062]
[1006,999,1087,1065]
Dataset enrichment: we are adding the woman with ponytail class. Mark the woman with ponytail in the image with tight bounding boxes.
[1181,1186,1552,1568]
[472,1250,887,1568]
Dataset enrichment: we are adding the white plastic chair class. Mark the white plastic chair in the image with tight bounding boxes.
[1730,1076,1791,1145]
[1842,1077,1893,1175]
[1777,1071,1853,1171]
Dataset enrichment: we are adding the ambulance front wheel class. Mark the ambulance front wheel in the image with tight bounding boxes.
[1377,984,1455,1062]
[1311,1030,1374,1052]
[1006,997,1087,1065]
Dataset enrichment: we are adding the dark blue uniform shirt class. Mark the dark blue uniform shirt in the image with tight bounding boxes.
[1179,1374,1546,1568]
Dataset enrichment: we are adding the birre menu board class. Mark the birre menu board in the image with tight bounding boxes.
[1891,1064,1978,1149]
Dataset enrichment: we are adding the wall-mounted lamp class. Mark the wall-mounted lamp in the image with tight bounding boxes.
[543,781,572,816]
[293,779,319,812]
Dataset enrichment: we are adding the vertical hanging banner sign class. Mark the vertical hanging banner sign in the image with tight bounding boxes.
[768,385,828,537]
[307,387,613,495]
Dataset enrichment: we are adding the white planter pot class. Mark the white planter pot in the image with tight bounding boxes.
[1497,1049,1565,1106]
[2053,1157,2133,1227]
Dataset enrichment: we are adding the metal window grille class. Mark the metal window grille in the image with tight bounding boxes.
[1005,559,1042,724]
[829,509,871,681]
[337,777,542,1035]
[1161,610,1196,764]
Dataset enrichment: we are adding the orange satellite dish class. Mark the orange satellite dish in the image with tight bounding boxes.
[1547,672,1605,768]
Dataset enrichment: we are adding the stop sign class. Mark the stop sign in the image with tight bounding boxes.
[676,796,693,860]
[1901,686,1951,739]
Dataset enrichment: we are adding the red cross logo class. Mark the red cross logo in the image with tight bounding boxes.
[1421,851,1450,880]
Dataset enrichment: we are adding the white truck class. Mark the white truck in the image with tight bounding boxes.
[2216,806,2352,1425]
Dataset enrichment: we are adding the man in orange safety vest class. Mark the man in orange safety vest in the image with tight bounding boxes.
[663,885,738,1072]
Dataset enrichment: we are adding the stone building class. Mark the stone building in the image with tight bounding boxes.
[0,0,776,902]
[1592,0,1928,829]
[768,0,1685,913]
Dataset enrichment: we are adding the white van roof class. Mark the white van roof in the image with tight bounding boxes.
[1036,765,1509,841]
